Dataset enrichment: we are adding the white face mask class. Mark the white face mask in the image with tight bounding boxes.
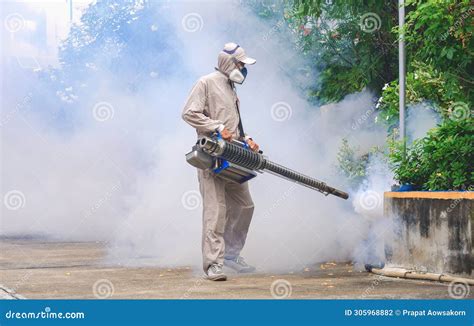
[228,67,247,84]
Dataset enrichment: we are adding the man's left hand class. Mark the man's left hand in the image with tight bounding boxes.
[247,139,259,153]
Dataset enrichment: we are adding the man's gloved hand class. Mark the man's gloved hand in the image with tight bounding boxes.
[221,128,233,141]
[247,139,259,153]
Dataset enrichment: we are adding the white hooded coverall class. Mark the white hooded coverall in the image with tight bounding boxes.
[182,53,254,272]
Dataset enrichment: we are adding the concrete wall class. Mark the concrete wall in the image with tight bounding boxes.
[384,192,473,276]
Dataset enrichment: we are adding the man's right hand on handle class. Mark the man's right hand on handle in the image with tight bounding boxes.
[220,128,233,141]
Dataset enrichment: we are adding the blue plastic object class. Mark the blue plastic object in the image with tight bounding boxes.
[212,132,256,183]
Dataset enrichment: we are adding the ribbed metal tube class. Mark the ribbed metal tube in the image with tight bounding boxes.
[199,137,264,170]
[198,136,349,199]
[220,142,265,171]
[263,160,327,190]
[263,161,348,199]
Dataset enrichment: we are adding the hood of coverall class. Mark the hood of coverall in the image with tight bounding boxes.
[216,52,238,78]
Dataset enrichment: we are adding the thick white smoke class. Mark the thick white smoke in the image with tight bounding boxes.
[1,1,434,272]
[406,102,440,142]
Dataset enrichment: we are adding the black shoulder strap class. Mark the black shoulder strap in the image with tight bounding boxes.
[228,80,246,140]
[235,99,246,139]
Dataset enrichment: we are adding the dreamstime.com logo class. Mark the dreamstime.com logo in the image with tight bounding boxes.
[181,190,202,210]
[448,102,471,122]
[92,101,115,122]
[4,13,25,33]
[5,307,85,320]
[3,190,26,210]
[270,279,292,299]
[444,185,474,215]
[270,101,292,122]
[181,13,203,32]
[359,13,381,33]
[358,190,382,211]
[448,280,470,299]
[92,279,115,299]
[262,19,284,42]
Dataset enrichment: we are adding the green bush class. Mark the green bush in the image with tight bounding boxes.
[388,119,474,190]
[378,61,467,130]
[288,0,473,190]
[336,138,369,188]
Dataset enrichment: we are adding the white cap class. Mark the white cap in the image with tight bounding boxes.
[222,42,256,65]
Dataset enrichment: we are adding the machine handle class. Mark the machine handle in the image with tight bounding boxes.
[215,132,263,154]
[235,139,263,154]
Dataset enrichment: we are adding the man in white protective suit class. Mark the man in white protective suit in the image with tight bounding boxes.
[182,43,259,281]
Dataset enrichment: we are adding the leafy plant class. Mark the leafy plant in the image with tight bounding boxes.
[289,0,399,103]
[336,139,385,189]
[337,138,369,187]
[388,119,474,190]
[377,60,467,129]
[404,0,473,99]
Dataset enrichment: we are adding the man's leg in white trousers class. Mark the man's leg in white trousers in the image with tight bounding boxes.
[198,170,227,273]
[223,181,255,260]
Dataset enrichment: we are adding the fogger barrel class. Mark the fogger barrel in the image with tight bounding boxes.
[197,136,349,200]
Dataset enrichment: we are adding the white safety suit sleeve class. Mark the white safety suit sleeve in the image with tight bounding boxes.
[182,79,225,134]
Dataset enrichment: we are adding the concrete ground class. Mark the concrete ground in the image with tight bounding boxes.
[0,239,470,299]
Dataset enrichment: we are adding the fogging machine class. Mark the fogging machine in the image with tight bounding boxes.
[185,133,349,200]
